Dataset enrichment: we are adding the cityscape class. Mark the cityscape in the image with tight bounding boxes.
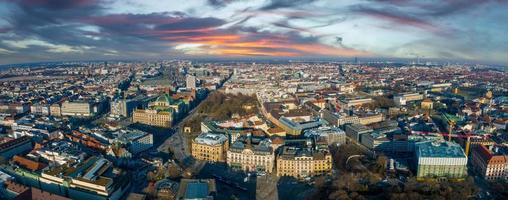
[0,1,507,200]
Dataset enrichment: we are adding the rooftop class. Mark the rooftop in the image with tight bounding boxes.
[416,141,466,158]
[194,133,228,146]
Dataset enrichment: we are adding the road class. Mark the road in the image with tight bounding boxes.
[156,100,207,174]
[157,105,198,159]
[157,75,232,173]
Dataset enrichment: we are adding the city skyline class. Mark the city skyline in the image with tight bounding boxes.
[0,0,507,65]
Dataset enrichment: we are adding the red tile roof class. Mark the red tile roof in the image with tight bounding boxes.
[13,155,47,171]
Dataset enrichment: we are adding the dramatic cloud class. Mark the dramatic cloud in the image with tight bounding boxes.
[0,0,507,65]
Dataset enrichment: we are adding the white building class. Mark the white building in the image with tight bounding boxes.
[227,135,274,173]
[415,141,468,179]
[30,104,51,116]
[304,127,346,145]
[186,75,197,89]
[113,129,153,154]
[34,141,86,166]
[394,93,424,106]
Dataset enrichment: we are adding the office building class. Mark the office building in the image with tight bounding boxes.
[227,135,274,173]
[61,100,105,117]
[113,129,153,154]
[321,110,359,126]
[276,146,332,178]
[304,127,346,145]
[191,133,229,162]
[394,93,424,106]
[344,123,373,143]
[278,117,321,136]
[415,141,467,179]
[110,97,145,118]
[39,156,130,200]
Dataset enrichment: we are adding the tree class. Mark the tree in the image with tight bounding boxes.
[142,182,156,199]
[167,164,180,179]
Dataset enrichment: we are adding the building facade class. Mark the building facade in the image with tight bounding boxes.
[276,146,332,178]
[471,144,508,181]
[344,123,373,143]
[186,75,196,89]
[191,133,229,162]
[61,101,96,117]
[227,136,274,173]
[415,141,468,179]
[132,109,172,128]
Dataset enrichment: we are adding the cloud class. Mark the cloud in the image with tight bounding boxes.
[0,27,11,33]
[0,0,506,65]
[207,0,235,7]
[0,48,14,54]
[350,5,443,34]
[371,0,507,16]
[3,38,89,53]
[260,0,318,10]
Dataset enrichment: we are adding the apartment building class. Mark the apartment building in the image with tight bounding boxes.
[471,144,508,180]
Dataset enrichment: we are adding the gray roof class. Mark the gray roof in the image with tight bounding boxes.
[185,183,209,199]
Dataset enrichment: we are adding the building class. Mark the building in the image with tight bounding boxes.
[110,97,146,118]
[360,132,390,150]
[358,112,384,125]
[192,133,229,162]
[4,180,70,200]
[176,179,216,200]
[39,156,130,200]
[227,135,274,173]
[471,144,508,180]
[276,146,332,178]
[49,104,61,117]
[0,136,32,159]
[415,141,468,179]
[304,127,346,145]
[266,126,286,137]
[340,98,373,108]
[394,93,424,106]
[0,103,30,114]
[30,103,51,116]
[132,94,180,128]
[61,101,105,117]
[132,109,172,128]
[344,123,373,143]
[421,99,433,110]
[321,110,359,126]
[278,117,321,136]
[186,75,197,89]
[34,141,85,166]
[431,83,452,92]
[113,129,153,154]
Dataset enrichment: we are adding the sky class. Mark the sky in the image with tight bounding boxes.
[0,0,507,65]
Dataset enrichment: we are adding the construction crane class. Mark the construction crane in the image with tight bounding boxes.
[441,133,476,157]
[411,131,488,157]
[448,120,456,142]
